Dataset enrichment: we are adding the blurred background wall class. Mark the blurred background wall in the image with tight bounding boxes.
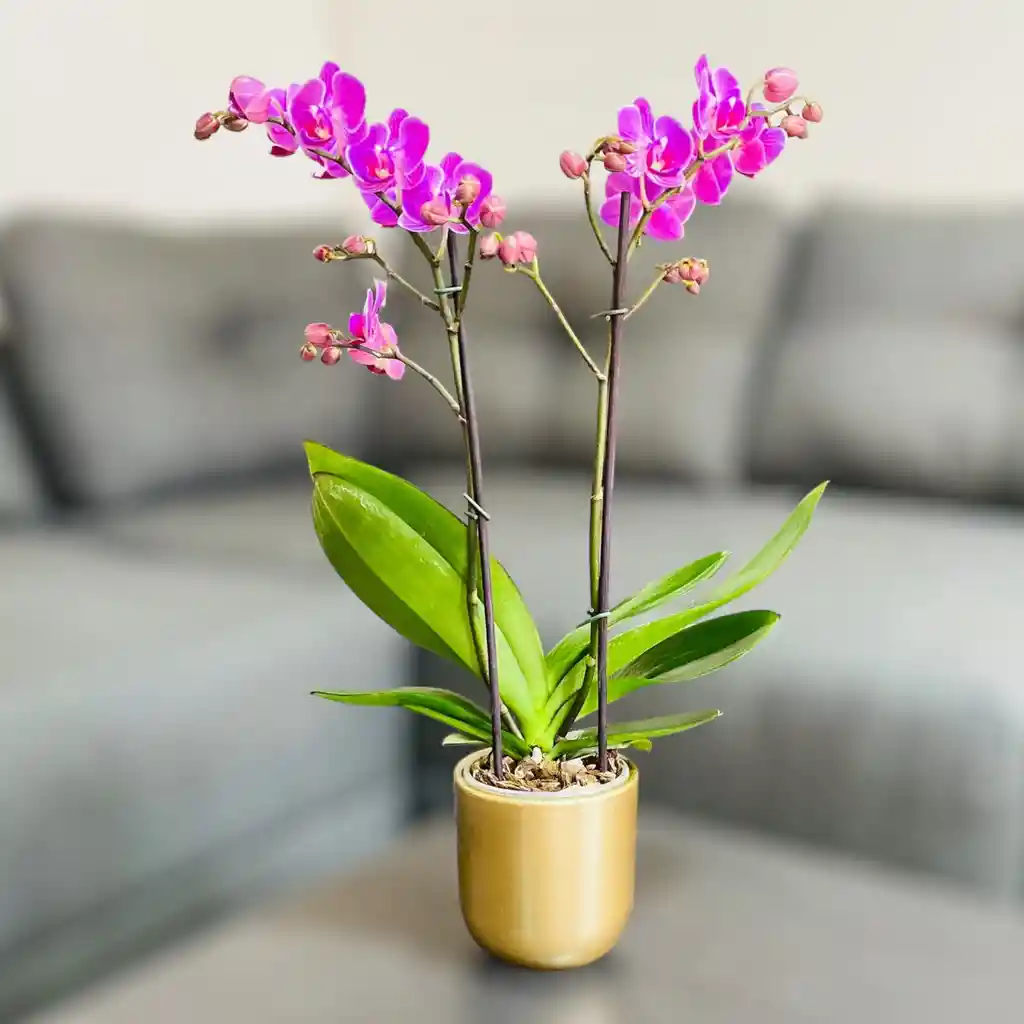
[0,0,1020,227]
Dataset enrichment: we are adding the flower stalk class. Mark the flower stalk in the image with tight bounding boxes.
[593,190,633,770]
[443,234,504,777]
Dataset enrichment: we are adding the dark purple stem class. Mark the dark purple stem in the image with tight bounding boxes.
[595,190,632,771]
[446,234,504,778]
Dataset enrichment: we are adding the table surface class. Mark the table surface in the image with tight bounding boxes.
[34,814,1024,1024]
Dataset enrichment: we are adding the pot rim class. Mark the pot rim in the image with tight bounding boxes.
[454,749,637,805]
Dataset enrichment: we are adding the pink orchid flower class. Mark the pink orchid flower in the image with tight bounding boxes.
[347,280,404,380]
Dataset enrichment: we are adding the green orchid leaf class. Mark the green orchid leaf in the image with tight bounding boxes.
[441,733,486,748]
[306,442,548,734]
[570,610,779,721]
[313,686,531,759]
[544,551,728,686]
[601,483,826,678]
[552,709,722,758]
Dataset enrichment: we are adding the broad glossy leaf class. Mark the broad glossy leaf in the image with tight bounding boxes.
[553,709,722,758]
[601,483,826,677]
[544,551,728,686]
[572,610,779,720]
[306,442,548,732]
[313,686,531,758]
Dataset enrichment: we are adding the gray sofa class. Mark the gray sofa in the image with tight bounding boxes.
[3,197,1024,1015]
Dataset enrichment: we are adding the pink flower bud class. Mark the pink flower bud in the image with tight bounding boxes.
[613,141,636,155]
[802,102,823,123]
[498,235,520,266]
[312,244,335,263]
[304,322,333,348]
[479,194,507,229]
[222,115,248,133]
[300,342,318,361]
[663,258,709,293]
[781,114,809,139]
[193,113,220,141]
[603,151,627,172]
[454,175,481,206]
[341,235,370,256]
[420,198,451,226]
[559,151,587,179]
[512,231,538,264]
[320,345,343,366]
[479,233,500,260]
[763,67,799,104]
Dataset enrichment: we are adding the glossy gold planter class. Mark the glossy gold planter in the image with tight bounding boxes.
[454,751,639,969]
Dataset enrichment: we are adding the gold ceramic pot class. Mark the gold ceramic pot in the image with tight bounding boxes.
[454,750,639,969]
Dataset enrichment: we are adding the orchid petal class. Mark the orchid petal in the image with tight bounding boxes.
[387,109,409,140]
[618,104,645,142]
[348,347,376,367]
[398,117,430,168]
[319,61,341,85]
[636,97,655,139]
[331,72,366,131]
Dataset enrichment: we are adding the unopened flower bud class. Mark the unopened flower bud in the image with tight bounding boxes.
[321,345,344,366]
[479,233,500,260]
[559,151,587,179]
[663,258,709,294]
[763,67,799,104]
[341,235,371,256]
[300,342,319,361]
[454,175,481,206]
[479,195,507,229]
[603,151,627,172]
[512,231,538,264]
[498,235,520,266]
[420,198,451,226]
[614,141,636,155]
[312,244,336,263]
[802,102,823,124]
[304,322,333,348]
[222,114,248,133]
[781,114,808,139]
[193,112,220,141]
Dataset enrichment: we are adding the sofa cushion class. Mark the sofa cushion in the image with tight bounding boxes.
[792,203,1024,322]
[542,199,793,481]
[412,466,1024,899]
[0,218,386,507]
[750,318,1024,500]
[0,533,410,1011]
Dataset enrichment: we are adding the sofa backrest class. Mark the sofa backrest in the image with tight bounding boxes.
[0,218,386,508]
[750,203,1024,504]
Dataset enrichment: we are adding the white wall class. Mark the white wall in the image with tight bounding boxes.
[1,0,1021,227]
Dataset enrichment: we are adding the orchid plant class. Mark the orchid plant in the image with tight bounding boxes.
[195,58,825,782]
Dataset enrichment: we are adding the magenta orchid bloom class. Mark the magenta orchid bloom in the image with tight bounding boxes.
[361,188,400,228]
[289,62,367,177]
[600,173,696,242]
[617,99,695,189]
[398,153,494,233]
[228,76,271,124]
[691,147,734,205]
[692,56,746,139]
[732,109,786,177]
[348,280,404,380]
[347,109,430,194]
[263,88,298,156]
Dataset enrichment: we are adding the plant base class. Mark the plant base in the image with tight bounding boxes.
[454,750,639,969]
